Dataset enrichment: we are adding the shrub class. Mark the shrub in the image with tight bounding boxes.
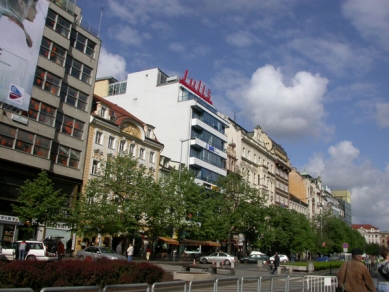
[0,260,164,291]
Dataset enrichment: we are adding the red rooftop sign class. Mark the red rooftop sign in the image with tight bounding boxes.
[180,70,213,105]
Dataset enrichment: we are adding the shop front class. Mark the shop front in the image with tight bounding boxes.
[0,214,22,244]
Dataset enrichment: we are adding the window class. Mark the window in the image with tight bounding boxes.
[147,129,152,138]
[92,160,100,175]
[55,113,85,139]
[65,56,92,84]
[119,140,126,152]
[100,107,107,118]
[70,30,96,57]
[34,67,61,95]
[28,98,56,126]
[108,136,115,149]
[50,143,81,168]
[95,131,103,144]
[46,9,71,38]
[60,83,88,111]
[0,124,51,158]
[139,148,145,160]
[108,81,127,96]
[149,151,155,163]
[129,144,135,156]
[39,37,66,66]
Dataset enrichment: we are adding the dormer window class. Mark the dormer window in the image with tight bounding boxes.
[100,107,107,118]
[147,129,152,138]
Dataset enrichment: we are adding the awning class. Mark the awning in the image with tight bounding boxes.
[157,236,179,245]
[180,239,221,247]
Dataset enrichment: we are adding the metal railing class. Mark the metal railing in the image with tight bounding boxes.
[1,275,339,292]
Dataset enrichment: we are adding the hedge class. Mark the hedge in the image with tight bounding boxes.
[0,259,164,291]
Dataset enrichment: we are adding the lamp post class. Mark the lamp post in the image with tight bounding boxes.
[179,138,192,180]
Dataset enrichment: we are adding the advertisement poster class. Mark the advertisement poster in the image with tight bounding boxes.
[0,0,49,111]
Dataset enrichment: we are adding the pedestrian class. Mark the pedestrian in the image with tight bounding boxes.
[57,240,65,261]
[127,244,134,262]
[116,240,123,255]
[66,238,72,257]
[336,248,376,292]
[271,252,280,275]
[377,249,389,292]
[146,247,151,261]
[19,240,27,260]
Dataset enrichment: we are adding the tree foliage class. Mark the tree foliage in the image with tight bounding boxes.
[12,170,67,239]
[70,155,156,237]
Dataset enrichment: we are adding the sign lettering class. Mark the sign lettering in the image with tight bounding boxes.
[180,70,212,105]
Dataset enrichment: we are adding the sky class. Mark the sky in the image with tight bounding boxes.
[77,0,389,231]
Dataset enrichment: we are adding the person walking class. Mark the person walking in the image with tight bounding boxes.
[116,240,123,255]
[377,249,389,291]
[146,247,151,261]
[66,239,72,257]
[271,252,280,275]
[336,248,376,292]
[57,240,65,261]
[127,244,134,262]
[18,240,27,260]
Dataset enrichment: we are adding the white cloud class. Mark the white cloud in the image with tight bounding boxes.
[287,37,374,76]
[376,102,389,128]
[168,42,210,59]
[96,47,127,80]
[225,31,258,48]
[108,25,150,47]
[108,0,188,25]
[304,141,389,230]
[223,65,332,140]
[342,0,389,51]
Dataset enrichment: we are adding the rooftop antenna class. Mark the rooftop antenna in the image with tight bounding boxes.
[232,109,241,121]
[98,7,103,37]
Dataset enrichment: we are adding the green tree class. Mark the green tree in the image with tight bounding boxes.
[12,170,67,239]
[365,243,381,256]
[208,171,267,254]
[144,167,203,239]
[260,205,315,255]
[70,155,157,240]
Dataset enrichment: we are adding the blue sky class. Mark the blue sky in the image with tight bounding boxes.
[77,0,389,231]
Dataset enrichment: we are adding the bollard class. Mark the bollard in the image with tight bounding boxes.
[231,261,234,269]
[257,260,263,268]
[216,261,220,268]
[289,265,292,275]
[277,266,281,275]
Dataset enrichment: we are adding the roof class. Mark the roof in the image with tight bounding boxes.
[352,224,380,231]
[93,95,162,145]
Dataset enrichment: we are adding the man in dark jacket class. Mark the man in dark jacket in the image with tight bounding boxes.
[271,252,280,275]
[336,248,376,292]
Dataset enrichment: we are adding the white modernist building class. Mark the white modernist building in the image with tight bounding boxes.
[96,69,229,187]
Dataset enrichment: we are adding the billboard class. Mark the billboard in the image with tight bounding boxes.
[0,0,49,111]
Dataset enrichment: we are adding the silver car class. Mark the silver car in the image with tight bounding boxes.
[199,252,236,265]
[76,246,127,261]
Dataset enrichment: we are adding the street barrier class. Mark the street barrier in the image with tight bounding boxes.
[1,275,339,292]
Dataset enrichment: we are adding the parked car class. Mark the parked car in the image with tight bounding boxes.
[269,254,289,263]
[250,251,266,256]
[1,240,57,261]
[316,255,329,262]
[76,246,127,261]
[199,252,237,265]
[240,254,270,264]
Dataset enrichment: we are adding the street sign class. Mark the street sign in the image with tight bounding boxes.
[343,242,348,248]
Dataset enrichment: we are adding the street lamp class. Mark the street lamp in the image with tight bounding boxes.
[179,138,193,179]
